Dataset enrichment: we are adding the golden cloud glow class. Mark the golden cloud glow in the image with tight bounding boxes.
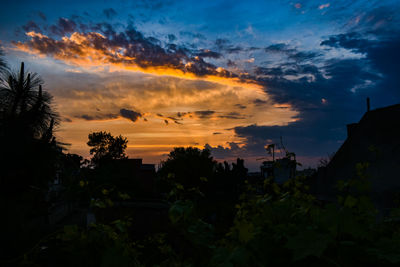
[14,31,299,163]
[14,31,264,94]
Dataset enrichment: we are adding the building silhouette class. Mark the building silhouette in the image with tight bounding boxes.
[260,157,296,184]
[315,99,400,211]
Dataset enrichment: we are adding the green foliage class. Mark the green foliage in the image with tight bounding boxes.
[87,131,128,165]
[14,152,400,266]
[158,147,215,190]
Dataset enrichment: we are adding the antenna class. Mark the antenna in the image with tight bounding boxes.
[280,136,286,155]
[367,97,370,112]
[265,144,275,162]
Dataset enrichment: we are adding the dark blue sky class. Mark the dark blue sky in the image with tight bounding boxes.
[1,0,399,169]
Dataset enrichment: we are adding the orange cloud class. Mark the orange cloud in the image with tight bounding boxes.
[13,30,299,163]
[318,3,330,10]
[14,31,268,96]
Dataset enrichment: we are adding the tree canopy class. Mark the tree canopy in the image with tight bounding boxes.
[87,131,128,165]
[158,147,216,189]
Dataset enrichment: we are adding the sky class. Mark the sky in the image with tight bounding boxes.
[0,0,399,170]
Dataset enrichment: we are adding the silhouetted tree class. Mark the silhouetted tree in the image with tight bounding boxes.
[158,147,216,190]
[0,61,61,259]
[85,131,156,199]
[0,62,58,141]
[0,48,7,74]
[87,131,128,166]
[0,62,61,191]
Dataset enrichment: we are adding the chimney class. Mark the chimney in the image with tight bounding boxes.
[366,97,370,112]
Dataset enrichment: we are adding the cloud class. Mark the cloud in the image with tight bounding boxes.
[62,117,72,122]
[320,32,371,53]
[318,3,330,10]
[176,112,190,118]
[200,25,398,165]
[253,99,267,106]
[196,49,222,59]
[156,113,184,124]
[75,113,118,121]
[179,31,206,40]
[14,23,243,81]
[9,3,399,169]
[16,19,386,168]
[120,108,142,122]
[215,38,230,49]
[234,104,246,109]
[226,59,237,67]
[194,110,215,118]
[167,116,183,124]
[214,38,250,54]
[130,0,171,10]
[345,6,398,33]
[218,112,246,119]
[320,31,400,104]
[38,11,47,21]
[234,28,400,162]
[103,8,117,19]
[264,43,295,54]
[264,43,320,63]
[22,21,41,33]
[288,51,320,62]
[255,67,283,76]
[50,18,77,36]
[168,34,177,42]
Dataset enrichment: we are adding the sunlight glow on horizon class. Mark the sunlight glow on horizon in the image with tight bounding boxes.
[12,30,300,166]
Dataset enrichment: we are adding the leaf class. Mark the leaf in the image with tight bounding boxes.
[344,195,357,208]
[236,221,255,243]
[59,225,79,241]
[105,198,114,207]
[368,238,400,263]
[272,183,281,195]
[169,200,193,224]
[118,192,131,200]
[100,246,132,267]
[200,176,208,182]
[286,229,331,261]
[91,199,107,208]
[338,210,367,239]
[102,189,109,195]
[112,219,127,233]
[337,195,344,205]
[187,219,214,247]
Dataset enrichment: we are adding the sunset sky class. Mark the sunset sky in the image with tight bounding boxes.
[1,0,399,169]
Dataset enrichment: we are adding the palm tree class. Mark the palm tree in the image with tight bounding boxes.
[0,62,60,190]
[0,62,58,142]
[0,48,7,74]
